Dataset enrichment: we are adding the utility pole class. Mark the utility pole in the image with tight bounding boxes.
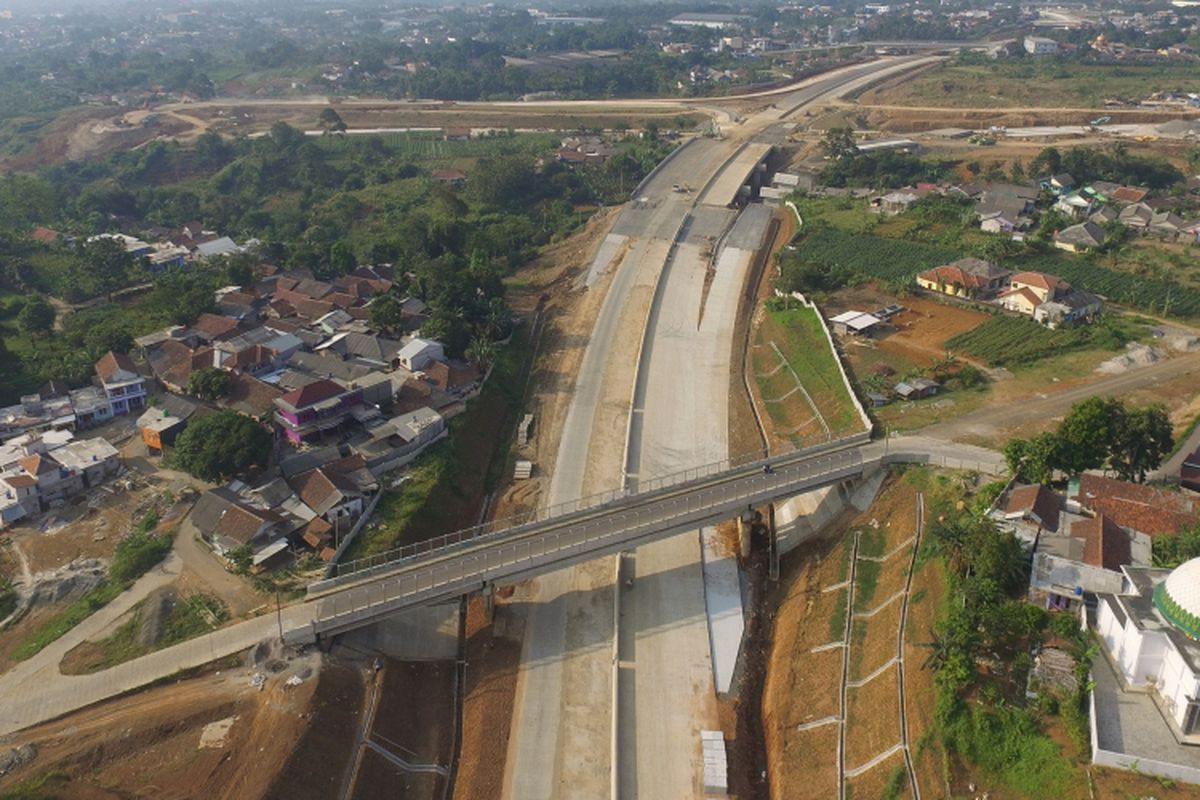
[275,587,284,644]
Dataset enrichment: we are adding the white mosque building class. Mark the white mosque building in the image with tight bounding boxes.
[1096,558,1200,742]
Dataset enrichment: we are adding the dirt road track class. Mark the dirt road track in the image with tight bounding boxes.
[922,349,1200,444]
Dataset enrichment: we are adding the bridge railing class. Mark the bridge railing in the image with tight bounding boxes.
[306,447,869,631]
[312,431,869,594]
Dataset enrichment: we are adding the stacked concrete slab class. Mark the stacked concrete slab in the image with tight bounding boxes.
[701,730,729,796]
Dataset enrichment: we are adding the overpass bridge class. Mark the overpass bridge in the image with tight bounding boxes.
[284,435,1004,644]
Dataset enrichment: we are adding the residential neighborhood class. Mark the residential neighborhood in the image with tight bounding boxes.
[1,258,489,576]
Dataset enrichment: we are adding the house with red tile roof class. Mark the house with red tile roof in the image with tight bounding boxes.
[1003,483,1063,532]
[1071,473,1200,536]
[94,351,146,416]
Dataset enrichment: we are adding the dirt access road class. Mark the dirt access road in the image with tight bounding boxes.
[922,348,1200,445]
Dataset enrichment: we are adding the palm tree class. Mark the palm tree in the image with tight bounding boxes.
[465,336,497,370]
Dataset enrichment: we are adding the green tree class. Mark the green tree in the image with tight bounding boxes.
[1110,403,1173,483]
[368,294,404,334]
[465,335,497,369]
[1003,432,1058,485]
[319,107,347,133]
[1152,525,1200,569]
[227,544,254,574]
[77,237,135,300]
[820,126,860,161]
[17,295,54,337]
[187,367,233,401]
[172,411,271,482]
[1053,396,1122,474]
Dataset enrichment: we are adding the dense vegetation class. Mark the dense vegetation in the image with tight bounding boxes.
[784,226,1200,318]
[1153,525,1200,569]
[1029,145,1183,191]
[0,126,667,403]
[171,411,273,482]
[916,471,1092,796]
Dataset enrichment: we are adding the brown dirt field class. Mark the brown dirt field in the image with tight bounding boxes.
[845,749,908,800]
[0,655,334,800]
[266,660,368,800]
[903,560,949,799]
[0,602,69,672]
[769,725,840,800]
[844,667,901,771]
[451,598,521,800]
[763,532,852,800]
[373,659,456,765]
[170,103,703,143]
[850,600,902,680]
[827,286,992,377]
[354,750,439,799]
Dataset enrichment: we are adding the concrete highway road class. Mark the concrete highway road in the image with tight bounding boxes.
[502,55,942,800]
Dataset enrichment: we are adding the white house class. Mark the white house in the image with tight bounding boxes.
[1024,35,1059,54]
[94,351,147,416]
[398,337,446,371]
[1096,560,1200,740]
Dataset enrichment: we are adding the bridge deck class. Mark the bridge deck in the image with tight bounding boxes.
[699,143,773,207]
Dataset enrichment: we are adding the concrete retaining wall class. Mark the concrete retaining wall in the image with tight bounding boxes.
[323,490,385,577]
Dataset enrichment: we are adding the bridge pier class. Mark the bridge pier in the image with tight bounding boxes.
[481,581,495,623]
[767,503,779,582]
[737,510,755,560]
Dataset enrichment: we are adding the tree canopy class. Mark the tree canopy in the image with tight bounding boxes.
[187,367,232,401]
[172,411,271,482]
[1004,397,1173,483]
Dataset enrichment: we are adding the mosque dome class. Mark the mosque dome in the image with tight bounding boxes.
[1155,557,1200,639]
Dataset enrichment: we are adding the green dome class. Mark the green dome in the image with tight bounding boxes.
[1154,557,1200,640]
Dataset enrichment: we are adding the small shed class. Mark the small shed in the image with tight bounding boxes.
[829,310,883,337]
[894,378,939,400]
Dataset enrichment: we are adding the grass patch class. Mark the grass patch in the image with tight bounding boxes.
[854,559,881,612]
[63,593,229,674]
[879,58,1200,109]
[12,516,174,662]
[756,299,863,440]
[0,577,16,622]
[343,323,535,562]
[829,589,848,641]
[943,704,1076,797]
[0,770,71,800]
[882,765,908,800]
